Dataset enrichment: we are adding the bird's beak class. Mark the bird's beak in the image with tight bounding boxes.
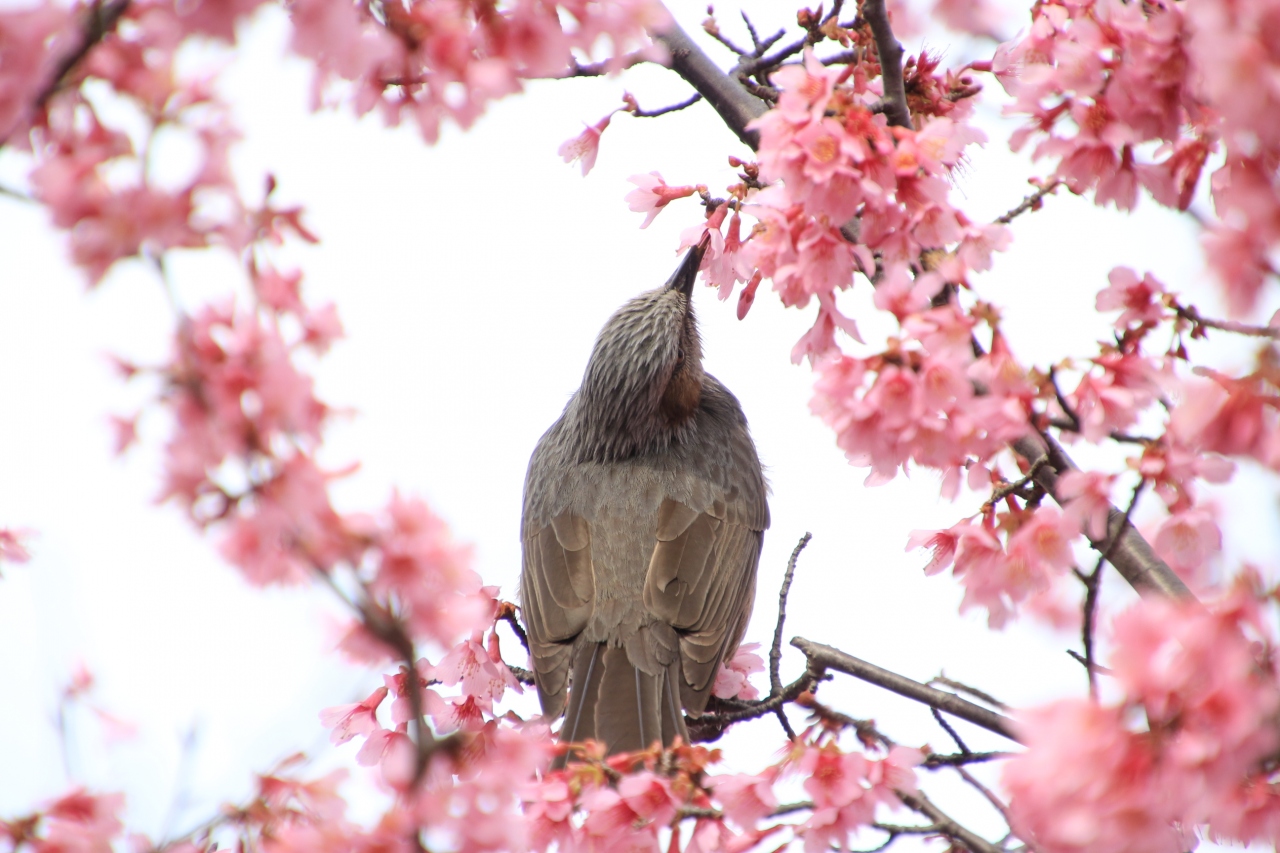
[663,234,710,298]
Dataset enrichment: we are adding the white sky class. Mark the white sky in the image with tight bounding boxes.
[1,2,1276,848]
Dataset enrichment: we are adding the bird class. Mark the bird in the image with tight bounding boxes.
[520,240,769,758]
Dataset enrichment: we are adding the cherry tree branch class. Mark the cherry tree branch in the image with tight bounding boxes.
[791,638,1022,743]
[651,8,769,149]
[862,0,912,130]
[1011,431,1192,600]
[896,790,1005,853]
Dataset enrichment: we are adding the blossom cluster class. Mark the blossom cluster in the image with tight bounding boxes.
[1001,0,1280,317]
[1004,586,1280,852]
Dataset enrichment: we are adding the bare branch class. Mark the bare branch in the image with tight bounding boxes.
[862,0,912,130]
[702,16,749,56]
[792,638,1022,743]
[629,92,703,118]
[1082,478,1147,696]
[927,676,1008,711]
[922,750,1011,768]
[896,790,1005,853]
[771,533,812,694]
[994,180,1062,225]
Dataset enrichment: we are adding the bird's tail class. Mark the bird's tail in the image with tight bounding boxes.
[556,642,687,762]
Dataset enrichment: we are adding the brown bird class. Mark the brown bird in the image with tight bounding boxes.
[520,242,769,756]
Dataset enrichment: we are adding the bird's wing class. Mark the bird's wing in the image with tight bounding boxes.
[520,512,594,720]
[642,492,764,715]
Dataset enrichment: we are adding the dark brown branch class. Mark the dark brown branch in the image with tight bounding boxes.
[800,694,894,748]
[896,790,1003,853]
[1046,418,1156,444]
[792,638,1022,743]
[702,17,749,56]
[927,676,1007,711]
[1010,431,1192,601]
[931,707,971,754]
[953,766,1018,844]
[771,533,812,695]
[862,0,912,130]
[651,10,769,149]
[1066,649,1114,676]
[922,750,1010,768]
[768,532,812,740]
[1082,478,1146,696]
[994,180,1062,225]
[630,92,703,117]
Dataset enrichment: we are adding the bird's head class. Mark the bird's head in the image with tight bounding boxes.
[574,241,708,461]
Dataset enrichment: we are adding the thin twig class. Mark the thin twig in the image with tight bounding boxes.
[801,695,894,748]
[981,454,1048,512]
[953,765,1018,841]
[497,601,530,653]
[686,665,821,741]
[1082,478,1146,697]
[927,676,1008,711]
[768,532,812,740]
[994,180,1062,225]
[922,750,1011,769]
[931,707,971,755]
[1173,302,1280,340]
[651,8,769,149]
[862,0,912,129]
[630,92,703,117]
[896,790,1004,853]
[771,533,812,695]
[792,638,1022,743]
[702,17,749,56]
[1066,649,1114,675]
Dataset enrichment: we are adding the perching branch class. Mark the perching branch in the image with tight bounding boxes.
[862,0,912,130]
[792,638,1022,743]
[994,180,1062,225]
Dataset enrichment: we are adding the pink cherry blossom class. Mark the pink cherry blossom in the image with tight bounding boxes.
[625,172,697,229]
[319,686,388,746]
[713,642,764,700]
[1056,470,1114,542]
[1096,267,1167,328]
[559,113,613,176]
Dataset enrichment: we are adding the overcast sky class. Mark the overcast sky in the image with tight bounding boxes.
[1,2,1276,848]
